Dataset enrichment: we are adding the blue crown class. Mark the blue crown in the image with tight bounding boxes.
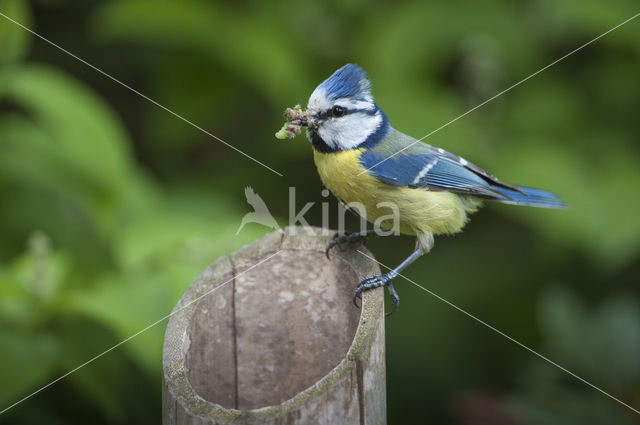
[317,64,371,101]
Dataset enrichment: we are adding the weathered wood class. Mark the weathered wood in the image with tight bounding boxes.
[162,226,386,424]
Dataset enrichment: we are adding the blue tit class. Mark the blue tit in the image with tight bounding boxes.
[300,64,566,314]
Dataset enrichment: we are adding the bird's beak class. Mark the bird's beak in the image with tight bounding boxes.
[307,111,320,130]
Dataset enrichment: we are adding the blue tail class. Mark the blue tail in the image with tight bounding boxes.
[491,185,567,209]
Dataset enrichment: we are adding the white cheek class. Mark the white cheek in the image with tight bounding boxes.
[319,113,382,150]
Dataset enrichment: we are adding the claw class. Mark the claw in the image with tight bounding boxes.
[353,287,363,308]
[325,230,377,259]
[352,274,398,314]
[385,282,400,316]
[325,232,343,259]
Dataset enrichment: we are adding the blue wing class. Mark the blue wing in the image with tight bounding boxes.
[359,138,566,208]
[360,149,506,198]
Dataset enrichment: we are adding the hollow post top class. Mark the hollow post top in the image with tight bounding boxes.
[162,226,385,424]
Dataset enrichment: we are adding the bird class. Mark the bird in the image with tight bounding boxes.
[297,63,566,315]
[236,186,280,235]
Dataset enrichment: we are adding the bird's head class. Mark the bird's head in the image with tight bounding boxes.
[305,64,389,152]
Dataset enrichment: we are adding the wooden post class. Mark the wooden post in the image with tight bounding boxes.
[162,226,386,425]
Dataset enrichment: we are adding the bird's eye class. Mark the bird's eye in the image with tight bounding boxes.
[331,105,346,117]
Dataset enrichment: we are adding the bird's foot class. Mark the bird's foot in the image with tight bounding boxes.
[353,274,400,316]
[325,229,378,259]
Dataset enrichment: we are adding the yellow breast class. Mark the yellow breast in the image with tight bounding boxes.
[313,149,481,235]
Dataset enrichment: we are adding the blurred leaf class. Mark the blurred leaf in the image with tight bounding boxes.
[594,295,640,387]
[511,287,640,425]
[113,192,255,267]
[91,0,310,100]
[54,317,138,422]
[538,286,601,377]
[495,141,640,269]
[0,114,94,197]
[0,331,59,406]
[0,114,114,265]
[67,192,265,371]
[0,0,31,66]
[2,65,135,228]
[540,0,640,42]
[67,275,169,373]
[0,232,70,326]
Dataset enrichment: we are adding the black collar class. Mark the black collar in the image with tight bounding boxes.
[308,129,338,153]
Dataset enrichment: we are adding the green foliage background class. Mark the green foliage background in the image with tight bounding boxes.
[0,0,639,423]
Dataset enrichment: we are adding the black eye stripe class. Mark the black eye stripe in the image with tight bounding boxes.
[316,110,331,120]
[352,107,378,116]
[318,107,376,120]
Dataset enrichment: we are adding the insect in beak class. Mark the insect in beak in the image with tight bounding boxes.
[275,105,312,139]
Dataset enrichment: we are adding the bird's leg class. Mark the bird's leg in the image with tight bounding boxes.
[354,249,423,315]
[354,232,434,316]
[325,229,378,259]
